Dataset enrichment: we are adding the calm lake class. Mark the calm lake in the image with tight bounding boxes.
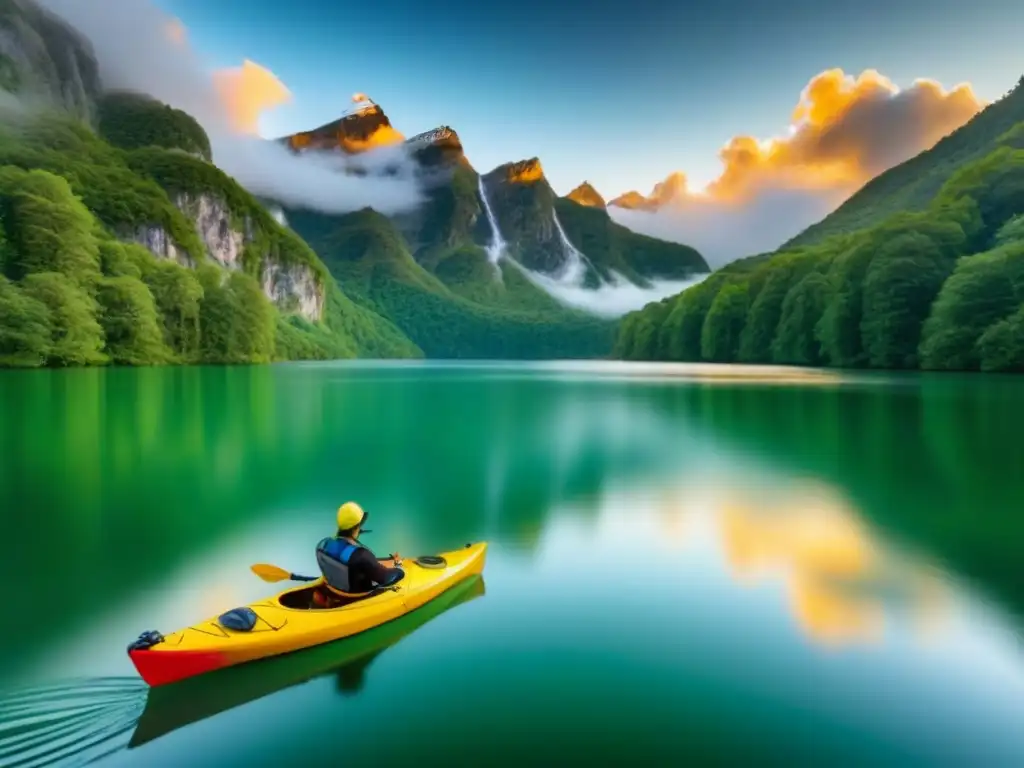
[1,361,1024,766]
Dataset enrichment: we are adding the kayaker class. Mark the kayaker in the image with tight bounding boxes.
[314,501,404,606]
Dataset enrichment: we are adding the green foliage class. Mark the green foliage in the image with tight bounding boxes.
[98,92,212,160]
[0,106,422,367]
[616,299,672,360]
[0,118,206,261]
[125,147,326,280]
[737,254,816,363]
[0,166,101,285]
[996,215,1024,246]
[859,232,960,368]
[976,304,1024,372]
[20,272,105,365]
[0,275,51,366]
[287,206,615,359]
[98,240,143,278]
[95,276,170,365]
[934,147,1024,244]
[919,242,1024,370]
[141,259,204,361]
[660,276,724,361]
[701,283,748,362]
[772,272,830,365]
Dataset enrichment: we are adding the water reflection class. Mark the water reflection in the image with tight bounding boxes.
[2,362,1024,765]
[0,576,486,763]
[708,480,949,646]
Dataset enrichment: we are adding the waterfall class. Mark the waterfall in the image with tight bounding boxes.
[477,176,507,264]
[551,210,590,285]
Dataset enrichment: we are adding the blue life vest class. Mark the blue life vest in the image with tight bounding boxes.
[316,537,364,593]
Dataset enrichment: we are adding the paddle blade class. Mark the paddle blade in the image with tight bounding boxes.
[250,563,292,583]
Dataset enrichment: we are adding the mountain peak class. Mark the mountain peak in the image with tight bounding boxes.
[566,181,605,208]
[497,157,545,184]
[284,98,404,154]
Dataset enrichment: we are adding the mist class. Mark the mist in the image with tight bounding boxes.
[608,187,843,269]
[523,268,707,317]
[39,0,424,216]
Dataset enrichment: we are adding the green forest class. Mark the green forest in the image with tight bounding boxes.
[285,207,617,359]
[0,93,421,368]
[615,77,1024,373]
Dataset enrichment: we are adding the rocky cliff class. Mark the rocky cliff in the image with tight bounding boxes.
[127,192,324,321]
[481,158,566,274]
[0,0,101,119]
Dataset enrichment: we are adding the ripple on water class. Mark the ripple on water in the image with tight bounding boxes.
[0,677,146,767]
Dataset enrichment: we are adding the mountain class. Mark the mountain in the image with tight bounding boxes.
[613,76,1024,373]
[278,106,709,356]
[282,206,616,359]
[0,1,418,367]
[281,104,709,285]
[567,182,605,208]
[609,172,687,211]
[0,0,710,367]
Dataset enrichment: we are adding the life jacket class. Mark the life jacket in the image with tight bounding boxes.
[316,537,370,595]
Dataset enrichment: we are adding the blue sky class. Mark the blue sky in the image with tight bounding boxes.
[156,0,1022,198]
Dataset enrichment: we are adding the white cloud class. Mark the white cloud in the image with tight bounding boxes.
[39,0,424,216]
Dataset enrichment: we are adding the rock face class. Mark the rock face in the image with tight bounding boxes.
[482,160,565,275]
[261,261,323,320]
[566,182,606,208]
[127,193,324,322]
[0,0,101,120]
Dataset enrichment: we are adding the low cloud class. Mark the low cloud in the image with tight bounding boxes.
[40,0,424,216]
[613,69,986,265]
[523,269,707,317]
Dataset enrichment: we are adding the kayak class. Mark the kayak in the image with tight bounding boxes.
[128,541,487,687]
[129,574,485,748]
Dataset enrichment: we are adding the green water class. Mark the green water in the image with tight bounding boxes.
[1,361,1024,766]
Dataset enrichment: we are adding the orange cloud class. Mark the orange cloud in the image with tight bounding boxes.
[615,69,985,209]
[706,69,984,202]
[212,59,292,136]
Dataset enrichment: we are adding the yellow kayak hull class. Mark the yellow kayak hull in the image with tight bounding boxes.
[128,542,487,686]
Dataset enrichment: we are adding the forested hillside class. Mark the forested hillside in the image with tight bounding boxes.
[0,106,420,367]
[614,77,1024,373]
[286,207,617,359]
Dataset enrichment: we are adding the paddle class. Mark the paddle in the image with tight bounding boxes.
[251,563,319,583]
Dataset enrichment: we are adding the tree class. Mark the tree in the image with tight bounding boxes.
[860,232,957,369]
[738,255,814,363]
[225,271,275,363]
[976,305,1024,372]
[21,272,106,365]
[773,272,830,366]
[919,242,1024,370]
[143,260,204,361]
[0,275,51,366]
[701,282,748,362]
[98,240,143,279]
[0,168,101,286]
[95,276,170,365]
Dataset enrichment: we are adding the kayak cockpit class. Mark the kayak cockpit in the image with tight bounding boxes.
[277,580,401,610]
